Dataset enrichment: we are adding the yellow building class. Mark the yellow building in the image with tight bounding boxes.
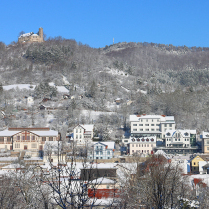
[190,155,209,174]
[0,127,58,152]
[18,27,44,43]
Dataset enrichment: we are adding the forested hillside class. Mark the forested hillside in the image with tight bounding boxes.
[0,38,209,135]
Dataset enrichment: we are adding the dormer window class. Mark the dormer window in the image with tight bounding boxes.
[184,132,189,136]
[166,132,171,136]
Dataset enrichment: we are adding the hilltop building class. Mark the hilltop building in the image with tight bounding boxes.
[18,27,44,43]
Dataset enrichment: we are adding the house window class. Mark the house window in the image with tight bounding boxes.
[96,151,99,155]
[132,144,134,147]
[147,144,149,147]
[22,136,25,140]
[100,151,103,155]
[139,124,143,126]
[76,129,78,133]
[133,129,137,131]
[32,136,35,140]
[27,136,30,140]
[169,124,172,127]
[107,151,110,155]
[145,124,149,126]
[80,129,81,133]
[17,136,20,140]
[136,144,138,147]
[151,129,154,131]
[207,147,209,150]
[133,124,137,126]
[151,124,154,126]
[106,185,110,189]
[15,144,20,148]
[132,150,134,152]
[80,135,82,139]
[49,137,53,141]
[165,124,167,127]
[146,119,148,122]
[42,137,46,141]
[140,129,143,131]
[146,129,149,131]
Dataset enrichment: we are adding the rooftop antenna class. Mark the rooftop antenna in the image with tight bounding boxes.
[113,38,114,45]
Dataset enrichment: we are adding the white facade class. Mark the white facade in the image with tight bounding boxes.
[88,142,115,160]
[202,131,209,154]
[128,136,156,155]
[129,115,175,139]
[165,129,196,148]
[73,124,94,146]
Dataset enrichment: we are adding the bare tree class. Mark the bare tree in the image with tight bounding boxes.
[120,155,192,209]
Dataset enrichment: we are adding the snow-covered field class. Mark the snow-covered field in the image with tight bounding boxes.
[80,110,116,120]
[3,84,69,93]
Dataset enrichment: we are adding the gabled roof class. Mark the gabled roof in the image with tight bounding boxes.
[192,155,209,161]
[0,128,58,137]
[74,124,94,132]
[91,177,115,184]
[166,129,196,137]
[93,141,115,149]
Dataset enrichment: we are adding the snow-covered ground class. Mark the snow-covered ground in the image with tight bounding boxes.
[3,84,69,93]
[3,84,36,91]
[80,110,116,120]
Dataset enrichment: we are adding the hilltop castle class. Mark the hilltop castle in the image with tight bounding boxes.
[18,27,44,43]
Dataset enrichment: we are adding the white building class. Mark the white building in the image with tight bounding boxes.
[160,129,198,154]
[88,141,115,160]
[73,124,94,146]
[129,114,175,139]
[201,131,209,154]
[127,136,156,155]
[165,129,196,148]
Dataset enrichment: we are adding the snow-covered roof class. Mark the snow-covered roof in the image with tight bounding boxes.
[202,131,209,138]
[155,150,170,159]
[0,129,21,136]
[32,130,58,136]
[0,157,18,162]
[129,114,175,122]
[31,34,38,36]
[75,124,94,132]
[0,129,58,137]
[19,32,34,38]
[165,129,196,137]
[91,177,115,184]
[94,141,115,149]
[2,163,24,169]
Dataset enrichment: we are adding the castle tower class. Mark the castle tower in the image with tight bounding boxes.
[39,27,43,41]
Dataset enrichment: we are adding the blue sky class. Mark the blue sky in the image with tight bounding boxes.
[0,0,209,48]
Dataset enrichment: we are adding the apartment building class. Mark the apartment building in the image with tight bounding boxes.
[0,127,58,152]
[127,136,156,155]
[129,114,175,139]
